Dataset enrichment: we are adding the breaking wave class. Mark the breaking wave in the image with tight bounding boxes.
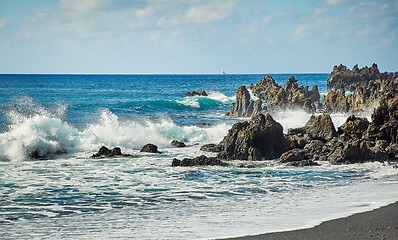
[0,107,231,162]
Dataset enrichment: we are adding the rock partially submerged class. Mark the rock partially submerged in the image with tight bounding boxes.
[171,140,186,148]
[200,143,223,153]
[172,155,228,167]
[185,90,208,97]
[140,143,161,154]
[91,146,132,158]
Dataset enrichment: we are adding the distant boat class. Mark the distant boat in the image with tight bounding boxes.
[221,69,226,74]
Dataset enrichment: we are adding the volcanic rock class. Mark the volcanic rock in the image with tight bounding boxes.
[200,143,223,153]
[338,115,369,140]
[185,90,208,97]
[304,114,337,142]
[279,149,307,163]
[322,63,397,113]
[140,143,161,154]
[286,160,319,167]
[172,155,228,167]
[249,75,320,113]
[171,140,186,147]
[227,85,263,117]
[217,113,288,160]
[366,93,398,144]
[91,146,131,158]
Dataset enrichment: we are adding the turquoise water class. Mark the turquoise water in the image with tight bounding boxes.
[0,74,397,239]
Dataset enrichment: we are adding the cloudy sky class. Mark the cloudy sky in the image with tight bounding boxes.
[0,0,397,74]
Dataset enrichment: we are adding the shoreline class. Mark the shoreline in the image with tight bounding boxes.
[221,201,398,240]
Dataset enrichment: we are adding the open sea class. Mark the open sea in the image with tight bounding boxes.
[1,74,398,239]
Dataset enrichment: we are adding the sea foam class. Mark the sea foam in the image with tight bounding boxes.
[0,107,231,161]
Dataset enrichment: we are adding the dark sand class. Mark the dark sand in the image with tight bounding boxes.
[221,201,398,240]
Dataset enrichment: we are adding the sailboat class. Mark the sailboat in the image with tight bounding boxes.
[221,68,226,74]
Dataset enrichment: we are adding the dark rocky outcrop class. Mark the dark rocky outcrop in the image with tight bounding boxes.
[185,90,208,97]
[366,93,398,144]
[322,64,397,113]
[338,115,369,140]
[227,85,263,117]
[200,143,223,153]
[171,140,186,147]
[304,114,338,142]
[286,160,319,167]
[279,149,307,163]
[285,93,398,164]
[250,75,320,113]
[217,113,288,160]
[140,143,161,154]
[91,146,132,158]
[172,155,228,167]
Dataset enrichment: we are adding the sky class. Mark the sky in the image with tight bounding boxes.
[0,0,397,74]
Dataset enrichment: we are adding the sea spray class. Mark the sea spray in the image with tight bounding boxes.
[81,109,231,150]
[0,108,232,161]
[0,114,79,161]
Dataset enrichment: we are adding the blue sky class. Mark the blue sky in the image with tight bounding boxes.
[0,0,397,74]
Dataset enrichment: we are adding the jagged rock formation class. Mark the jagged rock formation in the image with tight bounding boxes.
[217,113,288,160]
[366,93,398,145]
[226,85,262,117]
[286,94,398,164]
[185,90,208,97]
[250,75,320,113]
[322,64,398,113]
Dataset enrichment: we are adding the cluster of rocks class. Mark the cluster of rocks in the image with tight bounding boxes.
[197,93,398,167]
[227,64,397,116]
[327,63,395,91]
[185,90,208,97]
[251,75,320,112]
[321,64,397,113]
[227,75,320,117]
[91,140,188,159]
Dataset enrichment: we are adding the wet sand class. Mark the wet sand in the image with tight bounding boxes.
[222,201,398,240]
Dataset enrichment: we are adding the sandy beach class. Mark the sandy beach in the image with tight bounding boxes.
[223,201,398,240]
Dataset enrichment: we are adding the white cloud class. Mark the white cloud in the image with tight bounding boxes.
[60,0,114,13]
[185,1,237,23]
[0,19,7,29]
[292,24,309,40]
[315,8,326,15]
[325,0,352,5]
[262,16,272,25]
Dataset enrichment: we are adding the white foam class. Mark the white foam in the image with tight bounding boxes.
[0,108,231,161]
[273,109,312,133]
[0,114,79,161]
[207,91,235,103]
[176,98,200,108]
[248,88,259,101]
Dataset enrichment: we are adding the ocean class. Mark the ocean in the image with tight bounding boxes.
[0,74,397,239]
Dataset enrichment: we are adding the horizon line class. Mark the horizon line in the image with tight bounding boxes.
[0,72,330,75]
